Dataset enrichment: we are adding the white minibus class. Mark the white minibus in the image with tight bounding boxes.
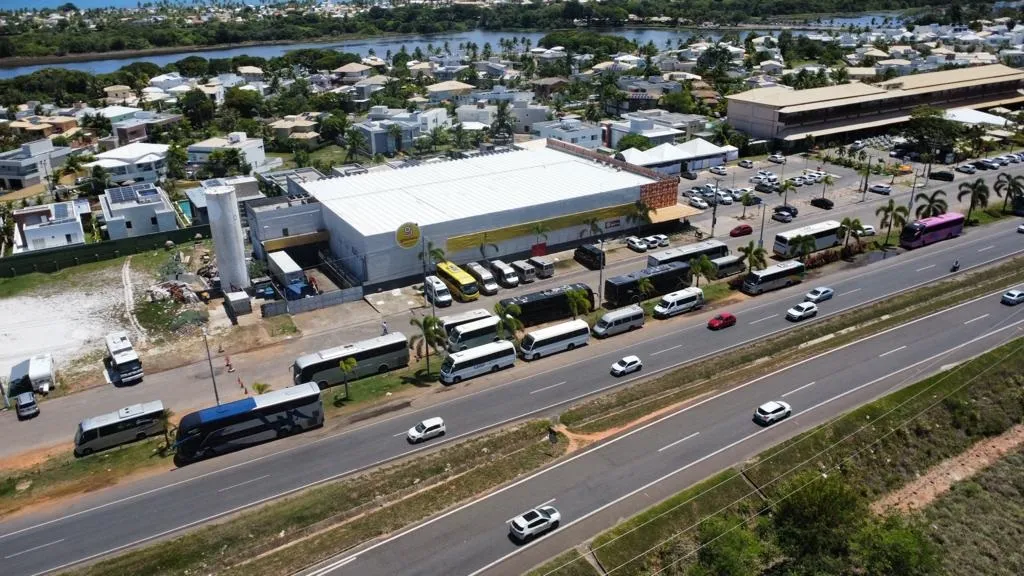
[465,262,500,295]
[447,316,501,352]
[440,341,517,384]
[490,259,520,288]
[520,319,590,360]
[652,287,704,319]
[527,256,555,279]
[511,260,536,284]
[592,305,645,338]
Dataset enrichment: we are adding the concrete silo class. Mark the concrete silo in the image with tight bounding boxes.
[204,185,250,291]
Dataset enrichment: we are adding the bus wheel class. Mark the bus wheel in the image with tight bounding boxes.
[378,365,389,374]
[453,376,462,384]
[136,432,146,441]
[492,365,500,373]
[82,448,93,456]
[533,353,541,361]
[567,343,575,351]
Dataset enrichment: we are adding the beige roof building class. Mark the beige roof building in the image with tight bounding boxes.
[334,62,371,73]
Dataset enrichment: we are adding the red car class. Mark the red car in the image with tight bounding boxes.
[730,224,752,237]
[707,312,737,330]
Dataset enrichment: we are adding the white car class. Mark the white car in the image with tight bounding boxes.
[689,197,709,209]
[731,187,753,201]
[738,159,754,168]
[768,153,787,164]
[650,234,670,247]
[852,224,876,237]
[850,140,866,151]
[804,287,834,303]
[626,236,648,252]
[750,175,766,184]
[643,236,661,249]
[789,176,805,187]
[715,191,733,205]
[611,355,642,376]
[1002,289,1024,306]
[869,183,892,195]
[803,172,823,183]
[1017,224,1024,234]
[786,301,818,321]
[509,506,561,542]
[754,400,792,425]
[956,164,977,174]
[710,165,727,175]
[407,417,446,443]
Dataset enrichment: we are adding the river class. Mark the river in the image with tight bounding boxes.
[0,14,899,79]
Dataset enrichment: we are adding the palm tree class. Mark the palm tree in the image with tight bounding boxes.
[957,177,990,225]
[477,232,498,261]
[739,192,755,219]
[688,254,717,287]
[914,189,948,219]
[429,126,448,150]
[387,123,403,154]
[993,172,1024,214]
[637,277,655,300]
[790,235,818,262]
[579,216,602,240]
[408,314,445,376]
[737,240,767,271]
[858,150,868,163]
[875,199,910,248]
[493,301,523,342]
[158,408,175,454]
[252,382,272,394]
[61,154,83,182]
[819,174,836,199]
[531,222,550,247]
[418,240,445,276]
[566,288,592,318]
[777,180,797,206]
[345,128,367,161]
[89,165,111,196]
[491,100,515,144]
[626,199,655,232]
[338,357,358,400]
[839,216,864,250]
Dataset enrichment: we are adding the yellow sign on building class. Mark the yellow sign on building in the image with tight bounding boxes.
[395,222,421,249]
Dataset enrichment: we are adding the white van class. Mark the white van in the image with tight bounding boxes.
[447,316,501,352]
[527,256,555,279]
[465,262,499,295]
[652,288,704,319]
[511,260,536,284]
[424,275,453,307]
[520,319,590,360]
[593,305,645,338]
[490,259,519,288]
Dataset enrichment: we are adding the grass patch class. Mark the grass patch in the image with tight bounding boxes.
[526,549,601,576]
[263,314,299,337]
[925,446,1024,576]
[969,207,1011,227]
[266,151,296,169]
[133,299,208,339]
[323,357,440,416]
[0,437,172,518]
[309,144,350,166]
[70,421,565,576]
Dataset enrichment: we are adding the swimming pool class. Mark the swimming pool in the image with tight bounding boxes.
[176,200,192,226]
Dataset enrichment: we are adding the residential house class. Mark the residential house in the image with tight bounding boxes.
[425,80,475,104]
[531,77,569,99]
[0,139,71,191]
[198,84,225,105]
[759,60,785,75]
[99,182,178,240]
[99,105,143,124]
[267,115,320,148]
[509,100,550,133]
[353,120,416,155]
[876,59,915,76]
[103,85,134,105]
[408,61,435,79]
[149,72,187,91]
[106,111,183,148]
[8,115,78,139]
[531,118,603,149]
[85,142,169,184]
[353,75,390,101]
[188,133,266,171]
[470,85,534,104]
[237,66,264,83]
[361,55,388,69]
[334,62,373,84]
[608,116,684,149]
[184,175,264,226]
[457,102,497,126]
[11,200,88,253]
[622,109,707,139]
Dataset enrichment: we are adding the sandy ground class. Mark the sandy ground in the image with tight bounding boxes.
[871,423,1024,514]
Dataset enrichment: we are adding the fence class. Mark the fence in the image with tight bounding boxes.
[260,286,364,317]
[0,225,212,278]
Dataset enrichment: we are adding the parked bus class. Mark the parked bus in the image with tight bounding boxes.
[604,262,690,308]
[527,256,555,279]
[292,333,410,389]
[447,316,501,352]
[741,260,806,295]
[773,220,842,258]
[899,212,965,249]
[499,283,594,328]
[464,262,499,295]
[435,261,480,302]
[592,305,645,338]
[511,260,537,284]
[490,260,519,288]
[710,254,746,279]
[574,244,605,270]
[74,401,166,457]
[439,341,517,384]
[520,319,591,361]
[173,383,323,465]
[647,240,729,267]
[439,308,493,336]
[105,331,143,385]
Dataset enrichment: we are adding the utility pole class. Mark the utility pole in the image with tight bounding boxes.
[908,169,920,213]
[861,154,872,202]
[420,232,436,319]
[758,203,766,248]
[710,177,722,238]
[598,236,605,306]
[202,328,221,406]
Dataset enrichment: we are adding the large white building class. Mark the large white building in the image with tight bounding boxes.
[85,142,169,184]
[531,119,603,149]
[99,183,178,239]
[187,132,266,171]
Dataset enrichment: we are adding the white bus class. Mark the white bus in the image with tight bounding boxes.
[772,220,842,258]
[439,308,493,336]
[464,262,499,295]
[647,240,729,267]
[74,401,166,457]
[593,305,645,338]
[742,260,806,295]
[106,331,143,384]
[292,333,410,388]
[447,316,501,352]
[520,319,591,361]
[490,259,519,288]
[440,341,517,384]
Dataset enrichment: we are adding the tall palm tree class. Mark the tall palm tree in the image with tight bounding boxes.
[429,126,448,150]
[914,189,948,219]
[957,177,990,225]
[626,199,654,232]
[408,315,445,376]
[579,216,602,240]
[790,235,818,262]
[338,357,358,400]
[345,128,367,161]
[689,254,717,287]
[493,301,523,343]
[158,408,175,453]
[993,172,1024,214]
[387,123,403,154]
[491,100,515,144]
[875,199,910,248]
[531,222,550,246]
[858,149,868,163]
[777,180,797,206]
[637,277,655,300]
[737,240,767,271]
[566,288,592,318]
[819,174,836,199]
[739,192,755,218]
[418,240,445,277]
[839,216,864,250]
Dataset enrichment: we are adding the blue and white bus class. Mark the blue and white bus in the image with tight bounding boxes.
[173,383,324,465]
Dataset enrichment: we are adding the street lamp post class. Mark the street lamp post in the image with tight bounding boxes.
[598,236,605,306]
[758,203,766,248]
[201,328,221,406]
[420,233,436,319]
[710,177,722,238]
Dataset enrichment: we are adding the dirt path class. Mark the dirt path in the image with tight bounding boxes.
[122,256,147,340]
[871,423,1024,514]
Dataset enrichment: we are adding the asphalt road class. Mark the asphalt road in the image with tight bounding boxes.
[305,272,1024,576]
[1,216,1021,575]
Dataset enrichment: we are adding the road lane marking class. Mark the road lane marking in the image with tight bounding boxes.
[539,498,556,507]
[217,475,270,493]
[916,264,935,272]
[310,555,358,574]
[530,381,567,395]
[657,432,700,453]
[4,539,64,559]
[393,430,408,437]
[964,314,990,325]
[749,314,778,325]
[781,381,816,398]
[651,345,682,356]
[879,345,908,358]
[838,288,862,297]
[978,245,995,252]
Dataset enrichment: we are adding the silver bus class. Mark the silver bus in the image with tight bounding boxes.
[592,305,645,338]
[292,332,410,389]
[447,316,501,352]
[74,401,166,457]
[742,260,806,295]
[710,254,746,279]
[439,308,493,336]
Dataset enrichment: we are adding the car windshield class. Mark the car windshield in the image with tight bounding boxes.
[414,423,427,433]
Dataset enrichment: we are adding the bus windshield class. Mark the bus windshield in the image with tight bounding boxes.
[460,280,479,296]
[900,223,924,241]
[440,356,455,373]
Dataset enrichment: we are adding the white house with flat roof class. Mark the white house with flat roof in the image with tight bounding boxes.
[187,132,266,171]
[11,201,87,253]
[85,142,168,184]
[0,139,71,191]
[531,119,603,149]
[608,116,685,149]
[99,105,143,123]
[99,183,178,239]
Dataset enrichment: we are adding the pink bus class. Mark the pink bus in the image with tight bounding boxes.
[899,212,965,249]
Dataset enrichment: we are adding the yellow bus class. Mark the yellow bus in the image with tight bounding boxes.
[436,261,480,302]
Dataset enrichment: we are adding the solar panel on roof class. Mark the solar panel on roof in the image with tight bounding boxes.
[52,203,69,219]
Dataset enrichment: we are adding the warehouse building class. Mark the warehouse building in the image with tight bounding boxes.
[296,140,678,287]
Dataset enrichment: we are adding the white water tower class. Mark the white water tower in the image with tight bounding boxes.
[204,185,250,291]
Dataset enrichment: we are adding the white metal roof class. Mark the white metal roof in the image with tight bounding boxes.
[304,146,656,237]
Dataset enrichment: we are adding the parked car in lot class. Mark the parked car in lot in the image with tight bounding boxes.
[768,153,787,164]
[788,176,805,187]
[407,417,445,443]
[868,183,892,195]
[1002,289,1024,306]
[744,195,763,206]
[641,236,660,249]
[804,287,834,303]
[850,140,866,151]
[956,164,977,174]
[774,204,799,217]
[772,211,794,223]
[853,224,877,237]
[710,165,727,175]
[626,236,648,252]
[753,400,792,425]
[810,197,834,210]
[977,159,1000,170]
[509,506,561,542]
[738,159,754,168]
[994,156,1011,166]
[681,170,698,180]
[730,224,753,237]
[786,302,818,321]
[689,197,709,209]
[928,170,955,182]
[15,392,40,421]
[650,234,669,247]
[755,182,780,194]
[1018,224,1024,234]
[707,312,737,330]
[610,355,643,376]
[715,191,733,205]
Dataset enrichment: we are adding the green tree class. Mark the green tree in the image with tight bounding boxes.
[387,123,403,154]
[819,173,836,199]
[408,314,445,376]
[166,143,187,180]
[636,277,655,300]
[626,199,654,232]
[477,232,498,261]
[319,115,349,144]
[490,100,515,144]
[417,240,445,278]
[957,177,990,224]
[223,87,263,118]
[687,516,762,576]
[737,240,767,271]
[876,198,910,247]
[914,189,948,219]
[839,216,864,249]
[428,126,448,151]
[531,221,550,246]
[790,234,818,262]
[579,216,602,239]
[345,127,367,160]
[688,254,717,287]
[778,179,797,206]
[851,514,941,576]
[179,89,215,127]
[661,89,696,114]
[616,133,653,152]
[566,288,592,318]
[89,164,110,196]
[773,471,867,563]
[338,357,357,400]
[493,301,523,342]
[739,191,755,218]
[158,408,175,454]
[251,382,272,394]
[993,172,1024,213]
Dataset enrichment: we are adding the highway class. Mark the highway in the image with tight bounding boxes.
[0,219,1021,575]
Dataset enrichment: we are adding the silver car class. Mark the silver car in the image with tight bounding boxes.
[509,506,561,542]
